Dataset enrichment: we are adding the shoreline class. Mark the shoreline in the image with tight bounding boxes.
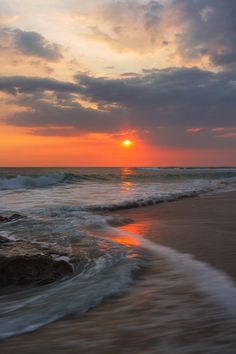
[116,191,236,280]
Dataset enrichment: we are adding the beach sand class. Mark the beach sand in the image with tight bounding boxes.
[118,191,236,280]
[1,191,236,353]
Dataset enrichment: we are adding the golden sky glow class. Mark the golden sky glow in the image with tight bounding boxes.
[0,0,235,166]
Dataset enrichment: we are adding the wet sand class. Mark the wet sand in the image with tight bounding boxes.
[118,191,236,280]
[1,191,236,353]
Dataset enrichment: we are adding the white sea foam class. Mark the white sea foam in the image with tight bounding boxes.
[0,173,68,190]
[0,175,235,222]
[109,227,236,318]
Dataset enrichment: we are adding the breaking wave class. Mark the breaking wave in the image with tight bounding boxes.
[88,180,236,211]
[0,173,101,190]
[111,227,236,318]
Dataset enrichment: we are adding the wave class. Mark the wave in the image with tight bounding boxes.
[0,173,104,190]
[137,167,236,171]
[1,168,236,191]
[107,227,236,318]
[89,180,236,211]
[144,240,236,318]
[89,190,200,211]
[136,167,161,171]
[10,178,233,215]
[135,169,236,181]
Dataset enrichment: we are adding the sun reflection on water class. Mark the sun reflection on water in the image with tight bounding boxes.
[120,168,134,193]
[121,181,133,192]
[108,223,142,247]
[120,167,133,177]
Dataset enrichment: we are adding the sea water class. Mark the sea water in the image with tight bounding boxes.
[0,167,236,353]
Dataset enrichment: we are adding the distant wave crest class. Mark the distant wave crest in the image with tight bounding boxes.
[0,173,91,190]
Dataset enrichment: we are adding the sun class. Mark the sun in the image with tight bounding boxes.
[122,139,133,147]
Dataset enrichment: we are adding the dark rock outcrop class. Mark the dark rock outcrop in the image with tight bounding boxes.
[0,235,10,244]
[0,213,24,223]
[0,236,73,288]
[0,254,73,287]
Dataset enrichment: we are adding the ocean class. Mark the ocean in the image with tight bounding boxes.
[1,167,236,353]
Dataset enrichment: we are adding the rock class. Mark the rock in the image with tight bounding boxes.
[0,231,106,289]
[9,213,24,221]
[0,213,25,223]
[0,216,9,223]
[0,255,73,287]
[0,238,73,288]
[0,235,10,244]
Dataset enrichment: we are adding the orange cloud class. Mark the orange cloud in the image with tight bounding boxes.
[212,127,236,138]
[186,128,204,133]
[215,133,236,139]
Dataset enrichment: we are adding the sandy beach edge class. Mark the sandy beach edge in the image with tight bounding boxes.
[117,191,236,280]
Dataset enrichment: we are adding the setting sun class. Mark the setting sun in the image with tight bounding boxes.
[122,139,133,147]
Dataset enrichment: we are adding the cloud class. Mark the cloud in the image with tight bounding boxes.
[13,29,62,61]
[1,67,236,148]
[212,127,227,133]
[79,0,169,55]
[173,0,236,67]
[212,127,236,139]
[76,0,236,68]
[74,67,236,127]
[186,128,204,133]
[0,80,123,133]
[216,133,236,138]
[0,76,79,95]
[0,27,63,61]
[7,98,123,134]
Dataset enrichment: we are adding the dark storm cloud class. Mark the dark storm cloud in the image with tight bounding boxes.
[13,29,62,61]
[6,96,122,133]
[0,76,79,95]
[0,28,62,61]
[173,0,236,67]
[1,67,236,147]
[74,68,236,127]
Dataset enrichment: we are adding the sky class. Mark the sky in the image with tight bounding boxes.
[0,0,235,166]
